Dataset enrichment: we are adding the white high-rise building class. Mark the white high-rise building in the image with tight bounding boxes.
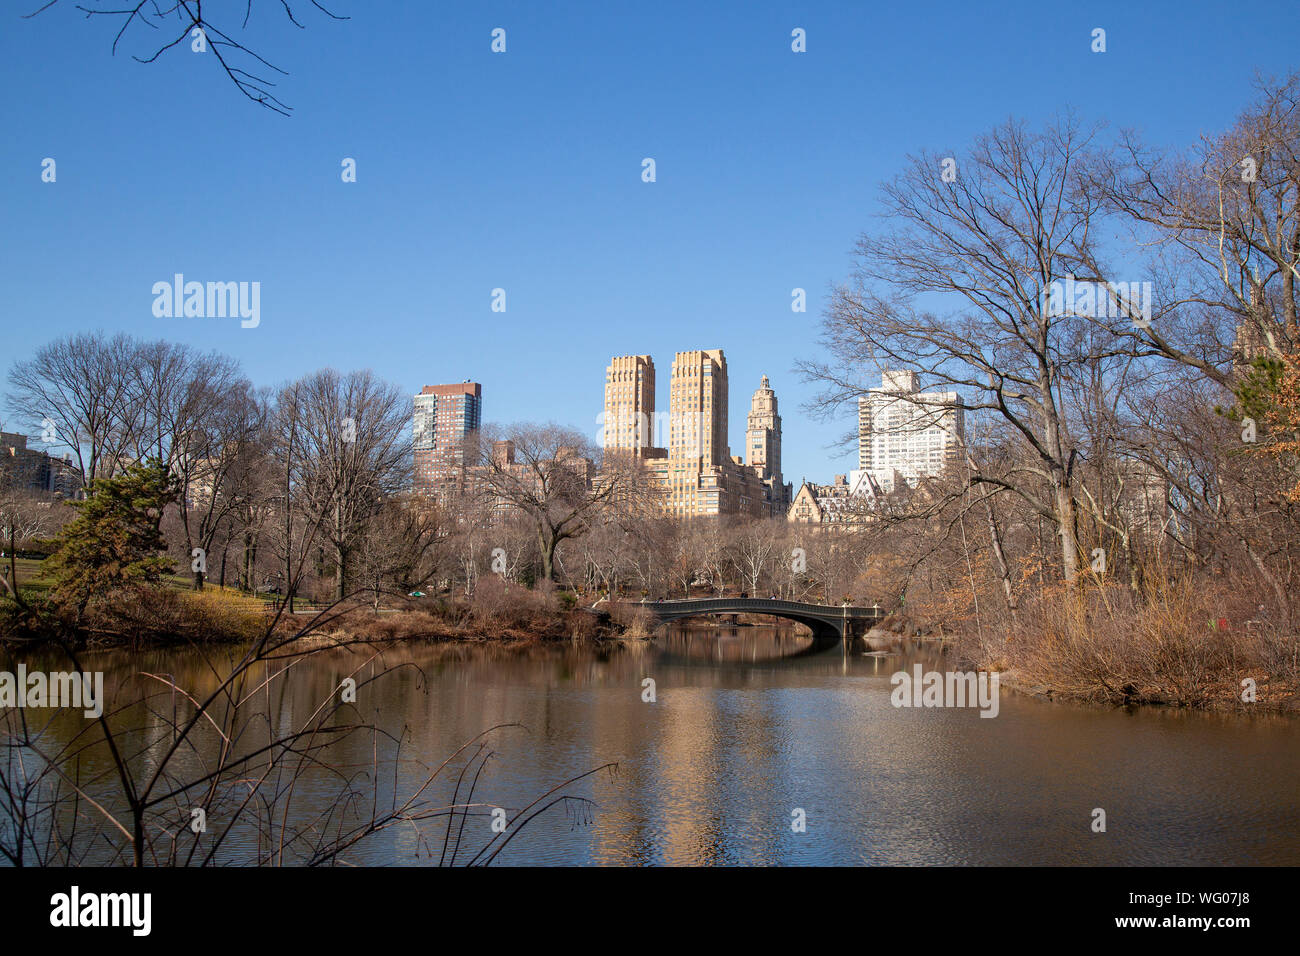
[857,371,964,492]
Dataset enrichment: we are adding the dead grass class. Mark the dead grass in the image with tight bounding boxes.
[954,574,1300,711]
[80,586,268,647]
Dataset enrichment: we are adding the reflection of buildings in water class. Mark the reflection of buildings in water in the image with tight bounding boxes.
[662,624,814,663]
[650,624,822,864]
[652,681,726,866]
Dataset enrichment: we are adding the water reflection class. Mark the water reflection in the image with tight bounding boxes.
[4,626,1298,866]
[655,624,816,663]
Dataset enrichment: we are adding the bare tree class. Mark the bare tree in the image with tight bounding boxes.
[128,340,261,589]
[355,494,448,611]
[475,425,649,583]
[7,331,143,485]
[1097,73,1300,375]
[801,116,1144,585]
[727,517,783,595]
[26,0,350,116]
[668,519,705,598]
[270,370,410,604]
[623,512,675,599]
[0,476,66,605]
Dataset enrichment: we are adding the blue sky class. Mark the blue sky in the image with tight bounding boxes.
[3,0,1295,484]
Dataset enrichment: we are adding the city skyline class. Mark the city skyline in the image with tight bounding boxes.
[422,355,970,519]
[7,2,1294,484]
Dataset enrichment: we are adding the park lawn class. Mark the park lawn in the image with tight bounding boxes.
[6,556,265,600]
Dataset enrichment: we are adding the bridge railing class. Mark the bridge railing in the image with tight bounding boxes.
[639,597,883,619]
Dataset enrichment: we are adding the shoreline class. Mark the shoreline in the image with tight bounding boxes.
[6,604,1297,717]
[992,667,1300,717]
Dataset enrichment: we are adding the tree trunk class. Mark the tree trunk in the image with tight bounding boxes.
[984,498,1016,617]
[1055,483,1081,584]
[540,537,556,582]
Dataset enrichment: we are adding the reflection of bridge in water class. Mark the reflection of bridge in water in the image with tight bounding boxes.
[639,598,886,642]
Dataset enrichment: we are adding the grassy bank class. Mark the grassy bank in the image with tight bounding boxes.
[5,556,206,595]
[0,575,650,649]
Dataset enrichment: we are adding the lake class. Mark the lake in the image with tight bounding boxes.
[5,625,1298,865]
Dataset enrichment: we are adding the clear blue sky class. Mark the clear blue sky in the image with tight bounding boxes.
[3,0,1295,483]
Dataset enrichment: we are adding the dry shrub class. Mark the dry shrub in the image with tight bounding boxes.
[607,602,655,639]
[292,588,606,644]
[85,586,266,647]
[568,609,596,641]
[468,577,562,634]
[316,609,456,643]
[955,573,1298,709]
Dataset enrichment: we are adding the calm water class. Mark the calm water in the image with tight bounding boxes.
[7,625,1300,865]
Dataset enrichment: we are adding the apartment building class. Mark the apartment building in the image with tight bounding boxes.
[413,382,482,497]
[787,472,878,524]
[857,371,964,492]
[1,432,83,498]
[745,373,790,516]
[602,355,656,457]
[604,350,778,518]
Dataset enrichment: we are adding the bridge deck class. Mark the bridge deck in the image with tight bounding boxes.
[639,597,885,622]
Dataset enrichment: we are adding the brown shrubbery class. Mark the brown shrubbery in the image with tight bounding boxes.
[954,576,1299,710]
[467,577,563,634]
[290,581,626,646]
[80,586,267,647]
[607,601,655,640]
[1,579,639,649]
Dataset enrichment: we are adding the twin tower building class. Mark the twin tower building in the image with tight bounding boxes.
[602,350,791,518]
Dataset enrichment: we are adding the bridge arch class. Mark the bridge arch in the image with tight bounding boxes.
[638,598,883,642]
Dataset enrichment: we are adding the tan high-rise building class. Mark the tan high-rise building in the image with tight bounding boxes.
[745,374,788,515]
[605,348,772,518]
[639,348,765,518]
[669,349,728,468]
[659,349,727,515]
[602,355,655,456]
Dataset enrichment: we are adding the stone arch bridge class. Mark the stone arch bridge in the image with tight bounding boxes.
[638,598,885,642]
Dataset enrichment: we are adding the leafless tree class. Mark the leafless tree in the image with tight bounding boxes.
[475,425,651,583]
[25,0,350,116]
[0,475,67,605]
[1097,72,1300,375]
[727,516,784,595]
[7,331,143,484]
[272,369,410,604]
[355,494,448,611]
[128,340,262,589]
[800,116,1147,585]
